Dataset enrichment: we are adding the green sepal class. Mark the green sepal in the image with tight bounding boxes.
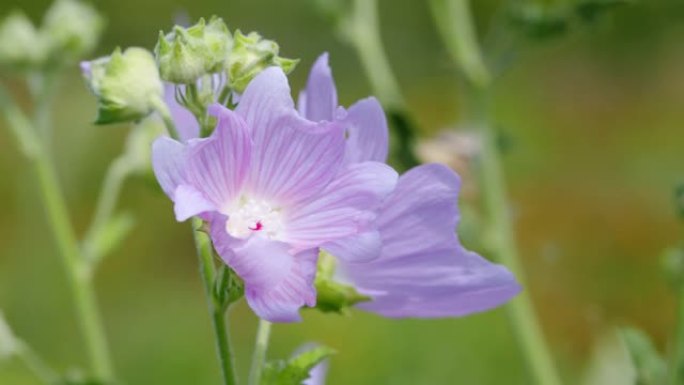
[155,16,232,84]
[313,251,370,314]
[261,345,335,385]
[619,327,667,385]
[675,183,684,221]
[226,30,298,93]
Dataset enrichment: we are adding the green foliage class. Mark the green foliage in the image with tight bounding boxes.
[313,252,369,314]
[509,0,634,40]
[619,327,667,385]
[261,345,334,385]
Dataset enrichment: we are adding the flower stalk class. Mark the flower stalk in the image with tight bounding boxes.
[192,218,238,385]
[0,83,114,382]
[248,319,272,385]
[427,0,562,384]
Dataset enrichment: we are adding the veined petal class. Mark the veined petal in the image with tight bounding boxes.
[184,105,251,212]
[342,97,389,164]
[322,230,382,264]
[340,164,520,318]
[298,53,337,122]
[246,112,345,205]
[151,136,188,198]
[236,67,294,136]
[173,184,216,221]
[282,162,397,259]
[210,215,317,322]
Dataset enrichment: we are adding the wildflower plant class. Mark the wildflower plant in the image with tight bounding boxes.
[0,0,640,384]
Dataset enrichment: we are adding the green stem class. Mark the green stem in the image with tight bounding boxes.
[428,1,562,384]
[32,134,115,383]
[345,0,420,170]
[151,96,180,140]
[248,319,272,385]
[82,155,131,264]
[0,84,114,382]
[669,286,684,385]
[192,218,237,385]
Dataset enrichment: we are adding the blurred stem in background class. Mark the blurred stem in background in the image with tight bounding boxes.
[248,320,272,385]
[342,0,419,171]
[428,0,562,384]
[0,82,114,382]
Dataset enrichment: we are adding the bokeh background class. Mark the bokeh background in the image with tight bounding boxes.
[1,0,684,384]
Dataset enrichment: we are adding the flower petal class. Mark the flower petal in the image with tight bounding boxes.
[173,184,216,221]
[342,97,389,164]
[282,162,398,259]
[340,164,521,318]
[322,230,382,264]
[151,136,188,197]
[183,105,251,212]
[209,215,317,322]
[235,67,294,136]
[298,53,337,122]
[246,111,345,205]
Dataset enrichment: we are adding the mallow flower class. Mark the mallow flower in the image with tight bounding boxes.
[298,53,521,318]
[152,67,398,322]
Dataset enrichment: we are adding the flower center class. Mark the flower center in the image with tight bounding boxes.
[225,197,283,239]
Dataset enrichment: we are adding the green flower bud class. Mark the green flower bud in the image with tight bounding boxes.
[81,47,164,125]
[43,0,104,63]
[155,17,232,84]
[226,30,299,93]
[0,11,47,70]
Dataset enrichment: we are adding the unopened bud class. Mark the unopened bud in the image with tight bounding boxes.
[155,17,232,84]
[43,0,104,63]
[226,30,298,93]
[81,47,164,124]
[0,11,47,70]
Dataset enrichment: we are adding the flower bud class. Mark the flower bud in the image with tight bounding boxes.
[155,17,232,84]
[226,30,298,93]
[0,11,47,70]
[43,0,104,63]
[81,47,164,124]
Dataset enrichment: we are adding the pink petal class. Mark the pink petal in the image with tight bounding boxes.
[282,162,397,260]
[209,215,317,322]
[245,111,346,205]
[342,97,389,165]
[298,53,337,122]
[183,105,251,212]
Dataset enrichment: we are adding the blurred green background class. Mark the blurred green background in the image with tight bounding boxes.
[1,0,684,384]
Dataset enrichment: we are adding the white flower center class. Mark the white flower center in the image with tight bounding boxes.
[225,197,283,239]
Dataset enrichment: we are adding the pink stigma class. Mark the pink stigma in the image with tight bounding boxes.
[249,221,264,231]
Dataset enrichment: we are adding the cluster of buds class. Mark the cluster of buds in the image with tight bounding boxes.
[79,15,298,128]
[0,0,103,71]
[155,17,298,92]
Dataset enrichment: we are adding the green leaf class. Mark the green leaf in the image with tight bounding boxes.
[313,252,369,314]
[261,345,334,385]
[619,327,667,385]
